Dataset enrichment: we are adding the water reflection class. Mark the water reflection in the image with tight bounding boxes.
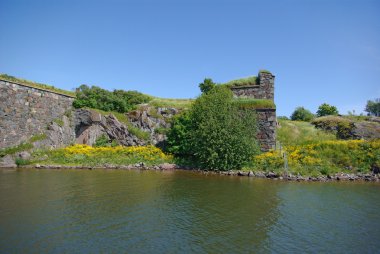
[0,169,379,253]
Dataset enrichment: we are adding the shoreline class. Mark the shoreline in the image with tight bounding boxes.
[13,163,380,182]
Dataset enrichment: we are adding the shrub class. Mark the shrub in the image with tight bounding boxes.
[290,107,314,121]
[168,86,260,170]
[316,103,339,117]
[15,158,30,167]
[73,85,152,113]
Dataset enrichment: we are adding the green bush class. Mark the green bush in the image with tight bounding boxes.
[167,86,260,170]
[290,107,314,121]
[73,85,152,113]
[15,158,30,167]
[316,103,339,117]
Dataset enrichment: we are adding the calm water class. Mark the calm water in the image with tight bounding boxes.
[0,169,379,253]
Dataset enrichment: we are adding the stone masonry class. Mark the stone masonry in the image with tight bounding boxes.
[0,79,75,149]
[231,71,276,151]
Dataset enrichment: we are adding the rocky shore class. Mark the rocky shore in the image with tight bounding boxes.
[19,163,380,182]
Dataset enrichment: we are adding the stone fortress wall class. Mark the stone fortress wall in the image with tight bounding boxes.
[230,71,276,151]
[0,71,277,152]
[0,79,75,149]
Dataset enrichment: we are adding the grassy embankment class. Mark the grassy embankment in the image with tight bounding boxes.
[247,119,380,176]
[0,74,75,97]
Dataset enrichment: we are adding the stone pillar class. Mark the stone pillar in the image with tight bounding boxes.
[258,71,275,100]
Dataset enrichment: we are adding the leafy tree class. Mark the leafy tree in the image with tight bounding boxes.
[167,86,260,170]
[166,110,193,156]
[290,107,314,121]
[316,103,339,117]
[365,98,380,116]
[199,78,216,94]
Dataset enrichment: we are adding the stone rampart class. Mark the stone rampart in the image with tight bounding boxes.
[0,79,75,148]
[230,71,276,151]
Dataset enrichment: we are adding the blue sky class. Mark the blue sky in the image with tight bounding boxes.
[0,0,379,117]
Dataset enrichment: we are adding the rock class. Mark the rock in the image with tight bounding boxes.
[372,164,380,174]
[159,163,176,170]
[266,171,277,178]
[238,171,248,176]
[254,171,265,178]
[0,155,17,168]
[16,151,31,160]
[248,171,254,177]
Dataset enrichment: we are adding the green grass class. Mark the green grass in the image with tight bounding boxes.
[0,74,75,97]
[0,143,33,157]
[232,98,276,109]
[221,76,259,87]
[147,98,194,109]
[29,133,47,143]
[277,119,336,146]
[87,108,151,141]
[0,133,48,157]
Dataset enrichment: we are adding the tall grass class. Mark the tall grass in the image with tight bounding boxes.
[148,98,194,109]
[232,98,275,109]
[277,119,336,146]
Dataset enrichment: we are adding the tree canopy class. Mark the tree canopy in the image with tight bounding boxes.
[291,107,314,121]
[167,86,259,170]
[316,103,339,117]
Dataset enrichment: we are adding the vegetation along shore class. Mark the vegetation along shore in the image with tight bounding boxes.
[0,73,379,182]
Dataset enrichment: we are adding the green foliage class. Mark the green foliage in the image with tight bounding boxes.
[221,76,259,87]
[29,133,47,143]
[250,140,380,176]
[0,143,33,157]
[316,103,339,117]
[93,134,110,147]
[147,98,193,109]
[168,86,260,170]
[311,116,356,139]
[290,107,314,121]
[0,74,75,97]
[365,98,380,116]
[233,99,276,109]
[73,85,152,113]
[15,158,30,167]
[199,78,216,94]
[277,119,336,146]
[277,116,289,120]
[166,111,193,156]
[154,127,169,135]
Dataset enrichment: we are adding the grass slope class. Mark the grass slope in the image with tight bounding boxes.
[0,74,75,97]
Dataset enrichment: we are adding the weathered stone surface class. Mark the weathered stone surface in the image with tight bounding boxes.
[75,109,145,146]
[0,80,75,149]
[127,106,179,145]
[16,151,31,160]
[230,72,276,151]
[0,155,16,168]
[352,121,380,140]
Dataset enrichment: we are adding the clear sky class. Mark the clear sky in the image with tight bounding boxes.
[0,0,379,117]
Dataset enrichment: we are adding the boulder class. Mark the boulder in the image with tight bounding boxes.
[0,155,16,168]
